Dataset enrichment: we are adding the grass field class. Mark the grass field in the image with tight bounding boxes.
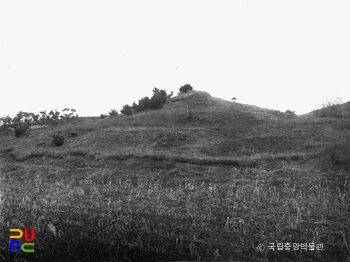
[0,91,349,261]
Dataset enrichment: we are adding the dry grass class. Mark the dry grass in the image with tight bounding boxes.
[1,161,349,261]
[1,93,350,261]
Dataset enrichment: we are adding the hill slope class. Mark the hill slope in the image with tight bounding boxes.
[0,91,349,261]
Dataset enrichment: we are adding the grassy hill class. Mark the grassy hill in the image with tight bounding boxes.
[1,91,350,261]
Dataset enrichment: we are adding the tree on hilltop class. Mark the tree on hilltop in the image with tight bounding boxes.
[121,104,133,116]
[150,88,167,110]
[179,84,193,94]
[109,109,118,116]
[137,97,151,112]
[120,88,171,116]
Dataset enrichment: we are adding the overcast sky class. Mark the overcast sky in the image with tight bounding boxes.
[1,1,349,118]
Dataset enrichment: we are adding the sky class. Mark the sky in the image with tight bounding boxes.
[1,1,349,118]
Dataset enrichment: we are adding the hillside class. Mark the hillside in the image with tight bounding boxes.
[302,99,350,118]
[1,91,350,261]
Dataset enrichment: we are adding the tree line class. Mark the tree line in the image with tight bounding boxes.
[104,84,193,117]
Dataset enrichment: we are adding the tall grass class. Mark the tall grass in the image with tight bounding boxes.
[1,162,349,261]
[320,135,350,173]
[1,97,350,261]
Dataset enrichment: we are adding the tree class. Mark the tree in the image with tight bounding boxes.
[0,115,12,125]
[121,104,133,116]
[137,97,151,112]
[166,91,174,101]
[109,109,118,117]
[39,110,47,120]
[132,102,139,112]
[150,88,167,109]
[13,111,24,123]
[318,98,344,118]
[285,109,296,116]
[49,109,60,120]
[62,108,76,119]
[30,113,40,123]
[179,84,193,94]
[120,88,169,115]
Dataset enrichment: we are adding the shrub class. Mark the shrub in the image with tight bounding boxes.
[109,109,118,117]
[121,104,133,116]
[120,88,169,115]
[62,108,77,119]
[154,130,187,148]
[339,119,350,130]
[137,97,151,112]
[179,84,193,94]
[14,125,27,138]
[149,88,167,110]
[52,134,65,146]
[166,91,174,101]
[316,98,344,118]
[0,115,12,125]
[131,102,139,112]
[285,109,296,116]
[320,137,350,171]
[68,131,79,138]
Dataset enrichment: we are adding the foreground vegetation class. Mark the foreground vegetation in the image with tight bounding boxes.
[0,91,350,261]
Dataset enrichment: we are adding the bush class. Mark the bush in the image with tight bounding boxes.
[339,119,350,130]
[120,88,169,115]
[179,84,193,94]
[154,130,187,148]
[137,97,151,112]
[52,134,65,146]
[109,109,118,117]
[166,91,174,101]
[0,115,12,125]
[150,88,167,110]
[14,125,27,138]
[285,109,296,116]
[121,104,133,116]
[316,98,344,118]
[320,137,350,171]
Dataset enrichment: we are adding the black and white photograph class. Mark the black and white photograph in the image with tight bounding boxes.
[1,1,350,261]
